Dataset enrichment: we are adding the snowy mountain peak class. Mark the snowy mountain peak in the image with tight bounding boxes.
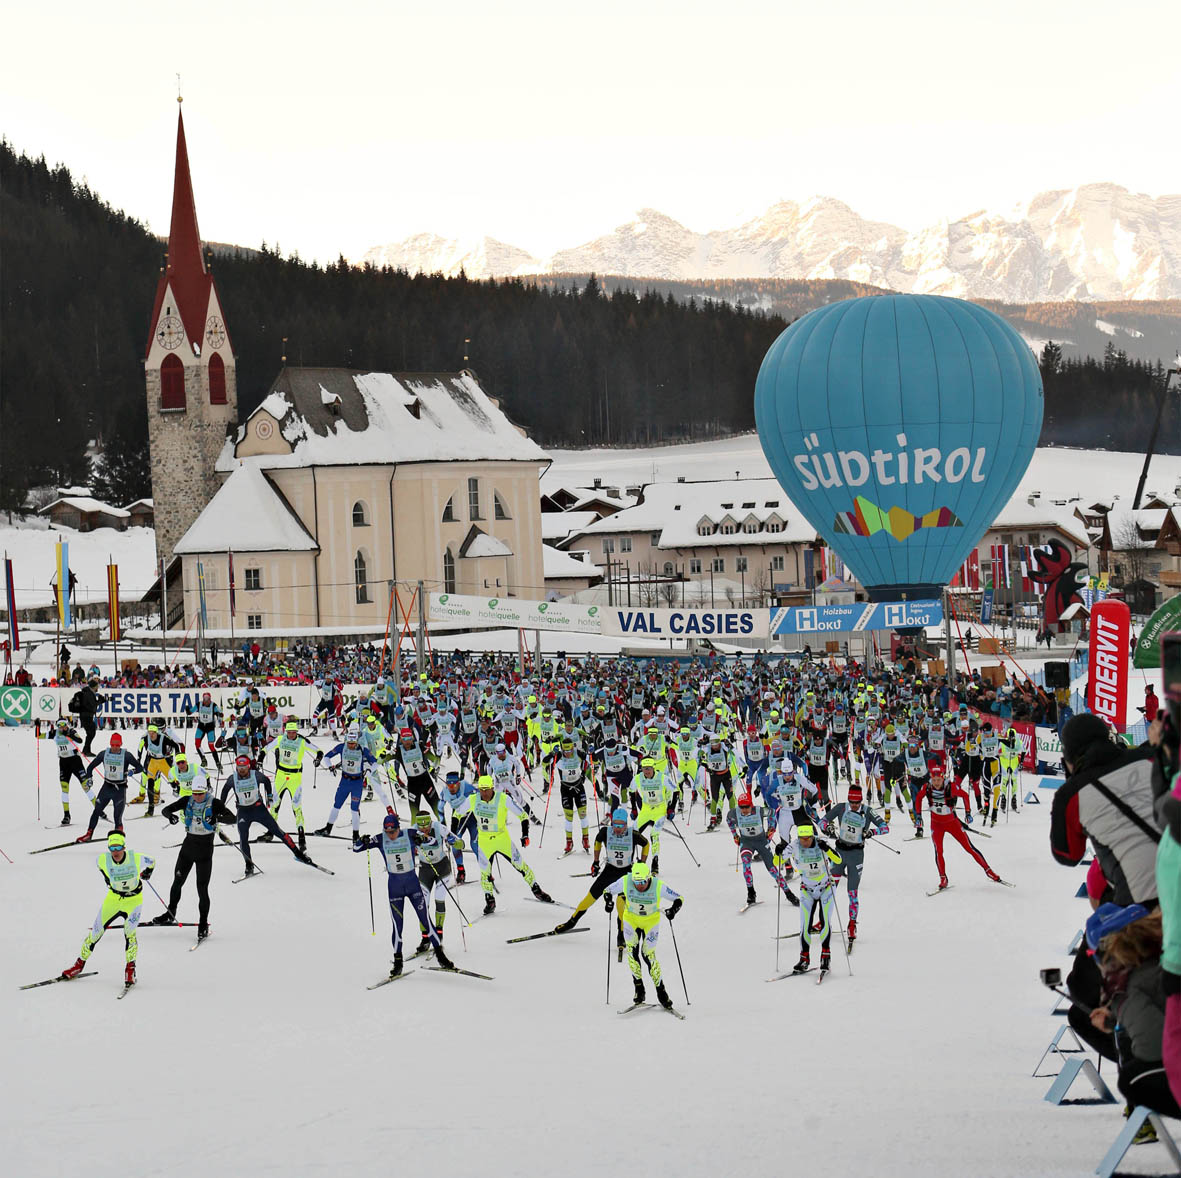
[361,184,1181,300]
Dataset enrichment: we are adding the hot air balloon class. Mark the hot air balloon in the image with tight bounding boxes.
[754,294,1043,601]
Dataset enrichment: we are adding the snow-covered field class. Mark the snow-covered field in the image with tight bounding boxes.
[1,726,1166,1178]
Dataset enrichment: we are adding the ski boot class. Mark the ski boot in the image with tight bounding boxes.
[564,835,574,854]
[129,791,146,805]
[582,832,590,852]
[746,885,757,905]
[197,924,209,942]
[707,813,721,831]
[456,864,466,884]
[847,917,857,943]
[363,788,374,802]
[792,950,810,975]
[990,813,997,827]
[884,806,892,823]
[483,893,496,915]
[244,862,257,878]
[256,832,274,843]
[414,933,433,957]
[655,981,673,1010]
[632,977,646,1005]
[124,961,136,987]
[782,864,794,881]
[147,911,176,926]
[60,811,71,826]
[198,752,208,768]
[313,823,333,837]
[985,870,1002,883]
[389,952,404,979]
[531,882,553,903]
[74,830,93,844]
[434,944,455,970]
[352,831,364,847]
[938,874,949,890]
[297,829,307,853]
[61,957,86,980]
[913,826,924,839]
[554,914,579,934]
[819,948,831,975]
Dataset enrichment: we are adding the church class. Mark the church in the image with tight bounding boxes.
[143,104,549,634]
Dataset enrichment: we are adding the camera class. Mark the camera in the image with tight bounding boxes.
[1040,967,1062,988]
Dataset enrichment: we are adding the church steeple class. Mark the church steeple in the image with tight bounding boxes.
[144,100,238,568]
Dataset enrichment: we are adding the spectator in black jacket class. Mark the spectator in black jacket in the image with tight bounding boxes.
[72,678,103,755]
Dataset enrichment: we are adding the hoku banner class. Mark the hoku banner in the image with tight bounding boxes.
[770,599,942,635]
[429,593,601,636]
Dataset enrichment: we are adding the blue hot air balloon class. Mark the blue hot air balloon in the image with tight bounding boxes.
[754,294,1043,601]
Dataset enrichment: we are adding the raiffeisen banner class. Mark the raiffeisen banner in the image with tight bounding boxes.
[600,608,769,639]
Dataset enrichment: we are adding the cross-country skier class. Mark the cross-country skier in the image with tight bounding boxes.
[728,791,799,909]
[408,810,464,953]
[315,726,386,842]
[785,823,842,976]
[61,830,155,989]
[260,719,321,852]
[154,773,236,939]
[221,755,320,876]
[49,718,91,826]
[912,759,1002,891]
[820,783,887,944]
[75,734,145,842]
[354,812,455,977]
[604,860,683,1010]
[453,774,552,914]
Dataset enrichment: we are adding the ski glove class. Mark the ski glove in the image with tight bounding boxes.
[140,866,153,880]
[168,814,179,825]
[666,898,682,920]
[521,821,529,846]
[314,752,323,766]
[590,860,600,876]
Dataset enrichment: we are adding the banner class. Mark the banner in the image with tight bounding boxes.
[56,541,71,629]
[197,560,209,630]
[1133,594,1181,669]
[429,593,601,635]
[4,556,18,652]
[601,607,769,639]
[770,598,942,635]
[1036,725,1063,767]
[0,685,31,723]
[1088,599,1130,731]
[107,563,121,643]
[980,589,994,625]
[228,550,236,619]
[956,700,1038,771]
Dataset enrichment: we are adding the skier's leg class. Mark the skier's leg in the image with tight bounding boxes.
[194,846,213,926]
[932,826,948,880]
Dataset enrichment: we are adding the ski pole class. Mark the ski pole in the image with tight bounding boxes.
[0,844,13,865]
[36,728,41,822]
[538,759,555,849]
[775,858,782,973]
[664,817,701,868]
[367,848,376,936]
[427,859,471,934]
[666,909,690,1005]
[145,878,171,914]
[822,858,853,976]
[866,834,901,855]
[605,906,612,1005]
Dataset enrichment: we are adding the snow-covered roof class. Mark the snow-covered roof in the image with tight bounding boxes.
[543,544,598,579]
[124,498,154,511]
[220,368,548,471]
[541,511,600,543]
[174,464,319,555]
[463,533,513,559]
[41,497,129,519]
[570,479,817,548]
[1103,506,1177,549]
[986,496,1091,547]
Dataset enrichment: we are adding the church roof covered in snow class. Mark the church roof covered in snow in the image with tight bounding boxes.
[174,464,318,555]
[220,367,548,472]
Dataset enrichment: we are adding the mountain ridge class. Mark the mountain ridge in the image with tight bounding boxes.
[361,183,1181,303]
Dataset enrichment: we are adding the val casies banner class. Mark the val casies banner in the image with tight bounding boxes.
[770,598,942,635]
[601,608,768,639]
[429,593,601,636]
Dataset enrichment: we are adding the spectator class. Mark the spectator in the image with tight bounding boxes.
[1143,685,1160,724]
[1050,713,1159,906]
[1086,904,1180,1122]
[71,677,103,756]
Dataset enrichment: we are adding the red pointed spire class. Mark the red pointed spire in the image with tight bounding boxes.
[146,101,213,357]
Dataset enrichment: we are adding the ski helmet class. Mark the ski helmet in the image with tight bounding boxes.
[109,733,122,749]
[630,861,652,885]
[383,812,400,833]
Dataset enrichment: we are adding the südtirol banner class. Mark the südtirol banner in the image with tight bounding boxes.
[429,593,601,636]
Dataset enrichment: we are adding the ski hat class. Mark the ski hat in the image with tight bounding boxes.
[847,785,864,803]
[107,830,126,850]
[1086,902,1151,950]
[1061,714,1112,768]
[611,806,629,826]
[235,755,251,769]
[737,792,753,809]
[797,824,815,839]
[109,733,122,748]
[190,776,208,795]
[630,861,652,885]
[383,812,401,833]
[285,719,298,731]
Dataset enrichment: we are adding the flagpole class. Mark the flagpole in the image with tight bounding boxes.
[228,549,235,655]
[160,557,168,667]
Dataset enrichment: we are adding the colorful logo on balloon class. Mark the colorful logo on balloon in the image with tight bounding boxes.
[832,496,962,541]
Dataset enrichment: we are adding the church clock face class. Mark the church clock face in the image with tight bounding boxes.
[156,315,185,350]
[205,315,226,350]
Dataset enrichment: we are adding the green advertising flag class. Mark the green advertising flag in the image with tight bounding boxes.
[1133,594,1181,668]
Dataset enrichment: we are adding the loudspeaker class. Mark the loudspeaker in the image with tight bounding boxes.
[1044,661,1070,689]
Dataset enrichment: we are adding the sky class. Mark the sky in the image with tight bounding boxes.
[4,0,1179,264]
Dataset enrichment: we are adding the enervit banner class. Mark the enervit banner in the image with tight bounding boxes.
[429,593,601,636]
[769,598,942,635]
[1088,599,1130,731]
[599,608,768,640]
